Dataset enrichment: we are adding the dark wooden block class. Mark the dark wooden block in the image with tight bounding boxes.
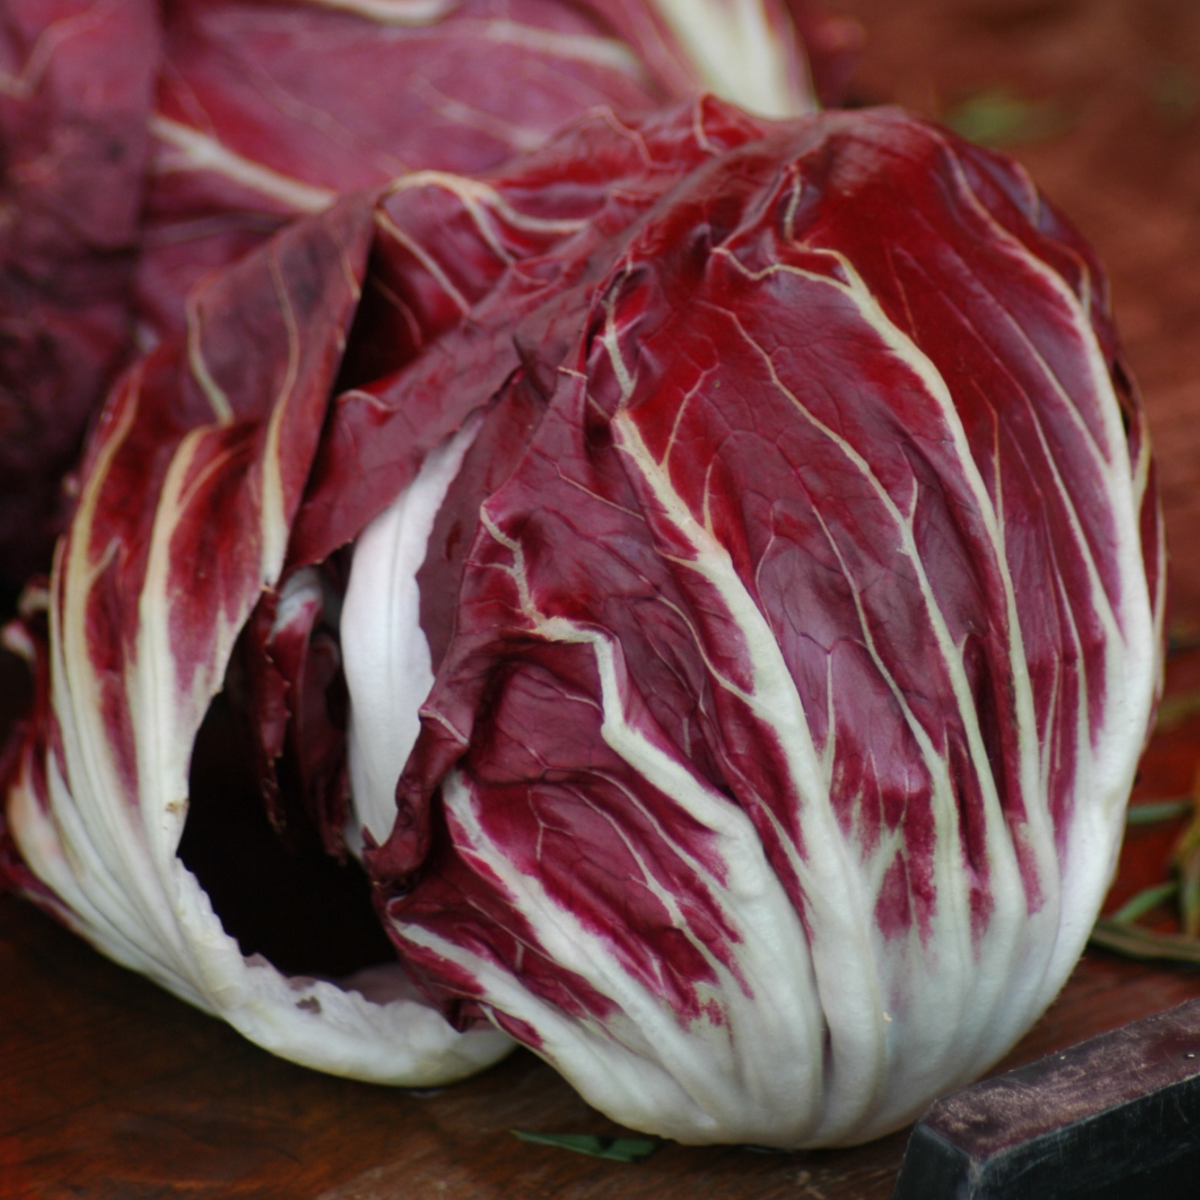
[892,999,1200,1199]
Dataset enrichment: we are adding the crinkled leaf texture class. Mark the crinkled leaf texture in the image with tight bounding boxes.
[0,96,773,1092]
[1,0,818,584]
[349,105,1163,1146]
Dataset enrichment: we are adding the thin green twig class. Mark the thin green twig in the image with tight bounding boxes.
[1109,881,1180,924]
[1126,797,1194,825]
[1090,919,1200,964]
[511,1131,659,1163]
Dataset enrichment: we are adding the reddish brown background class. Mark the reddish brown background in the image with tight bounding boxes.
[2,1,1200,1197]
[828,0,1200,625]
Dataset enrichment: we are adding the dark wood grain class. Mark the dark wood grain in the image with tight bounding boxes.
[4,1,1200,1196]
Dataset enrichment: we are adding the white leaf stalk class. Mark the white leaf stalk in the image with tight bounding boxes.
[342,415,483,855]
[647,0,815,117]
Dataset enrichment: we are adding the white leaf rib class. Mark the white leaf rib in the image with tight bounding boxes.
[0,2,107,100]
[427,755,824,1142]
[384,170,588,261]
[374,207,472,315]
[645,0,812,118]
[343,415,483,850]
[43,379,201,978]
[259,248,304,580]
[301,0,457,23]
[150,115,337,214]
[715,252,1046,891]
[184,293,234,426]
[937,139,1133,489]
[14,304,509,1088]
[609,409,892,1138]
[723,298,1021,856]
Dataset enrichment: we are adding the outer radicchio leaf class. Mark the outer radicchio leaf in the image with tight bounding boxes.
[136,0,819,341]
[357,105,1162,1146]
[2,195,512,1084]
[0,0,159,583]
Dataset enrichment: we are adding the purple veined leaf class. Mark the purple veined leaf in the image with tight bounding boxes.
[124,98,779,920]
[1,194,511,1084]
[0,0,160,582]
[0,0,828,583]
[135,0,818,341]
[2,95,766,1078]
[345,105,1162,1146]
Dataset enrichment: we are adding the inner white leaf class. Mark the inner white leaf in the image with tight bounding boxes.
[341,413,483,854]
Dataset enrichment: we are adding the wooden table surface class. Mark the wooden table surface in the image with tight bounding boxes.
[1,887,1199,1200]
[4,1,1200,1197]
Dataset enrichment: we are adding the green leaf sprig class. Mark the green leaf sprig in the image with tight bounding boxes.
[511,1130,660,1163]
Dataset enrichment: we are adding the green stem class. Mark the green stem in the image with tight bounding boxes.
[1090,919,1200,964]
[1125,797,1194,825]
[1109,881,1179,924]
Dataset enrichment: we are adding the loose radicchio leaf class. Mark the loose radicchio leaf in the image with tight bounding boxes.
[0,0,825,583]
[0,0,160,583]
[2,196,511,1083]
[347,104,1162,1146]
[135,0,818,341]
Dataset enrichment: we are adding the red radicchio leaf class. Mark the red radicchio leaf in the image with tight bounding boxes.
[289,97,781,570]
[336,103,1162,1147]
[0,57,1161,1146]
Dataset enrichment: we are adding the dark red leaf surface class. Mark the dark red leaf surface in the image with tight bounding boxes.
[0,74,1162,1149]
[0,0,159,582]
[136,0,815,342]
[290,98,778,570]
[2,0,824,585]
